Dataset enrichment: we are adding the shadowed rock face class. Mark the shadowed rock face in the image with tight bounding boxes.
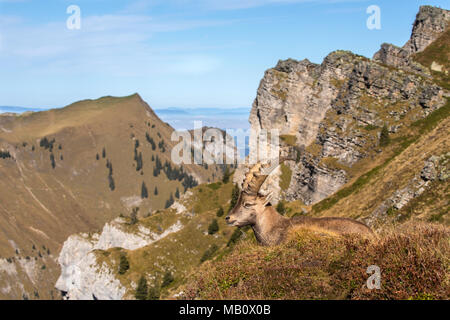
[245,6,448,206]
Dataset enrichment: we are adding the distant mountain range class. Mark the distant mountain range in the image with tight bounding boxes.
[1,105,251,157]
[0,106,48,114]
[1,106,251,131]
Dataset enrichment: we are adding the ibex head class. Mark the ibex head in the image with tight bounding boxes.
[226,150,295,228]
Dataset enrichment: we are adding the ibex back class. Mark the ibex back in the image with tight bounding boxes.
[226,156,373,246]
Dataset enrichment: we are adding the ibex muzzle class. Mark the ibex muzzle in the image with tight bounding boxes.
[226,152,373,246]
[226,191,270,227]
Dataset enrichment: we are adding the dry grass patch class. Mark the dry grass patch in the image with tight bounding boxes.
[180,223,449,300]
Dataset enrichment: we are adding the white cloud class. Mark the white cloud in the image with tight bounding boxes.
[0,12,229,77]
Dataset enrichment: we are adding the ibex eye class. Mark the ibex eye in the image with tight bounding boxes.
[244,203,253,208]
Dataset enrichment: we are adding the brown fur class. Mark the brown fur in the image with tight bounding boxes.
[227,192,373,246]
[227,158,373,246]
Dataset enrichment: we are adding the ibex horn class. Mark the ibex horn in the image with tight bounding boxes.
[243,147,297,195]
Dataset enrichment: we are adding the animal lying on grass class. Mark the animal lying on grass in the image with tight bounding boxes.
[226,156,373,246]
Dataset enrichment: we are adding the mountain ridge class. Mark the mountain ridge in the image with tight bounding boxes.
[0,93,223,299]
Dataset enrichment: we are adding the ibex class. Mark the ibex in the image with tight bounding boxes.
[226,155,373,246]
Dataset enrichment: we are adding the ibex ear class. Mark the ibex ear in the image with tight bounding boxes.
[259,192,273,207]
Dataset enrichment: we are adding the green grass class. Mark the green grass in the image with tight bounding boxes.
[363,124,379,131]
[206,182,222,190]
[414,29,449,69]
[412,98,450,135]
[414,28,450,91]
[280,135,297,147]
[429,212,445,223]
[279,164,292,191]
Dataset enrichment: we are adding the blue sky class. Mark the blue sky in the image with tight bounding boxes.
[0,0,448,109]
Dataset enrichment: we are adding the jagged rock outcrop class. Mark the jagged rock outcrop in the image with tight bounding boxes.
[55,217,183,300]
[367,153,449,226]
[373,6,449,71]
[241,6,448,205]
[372,43,430,75]
[246,50,445,204]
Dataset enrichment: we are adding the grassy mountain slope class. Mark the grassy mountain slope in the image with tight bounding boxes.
[177,97,449,301]
[414,27,450,90]
[75,180,239,299]
[0,93,221,299]
[181,223,448,300]
[309,99,449,225]
[93,98,448,299]
[302,22,450,225]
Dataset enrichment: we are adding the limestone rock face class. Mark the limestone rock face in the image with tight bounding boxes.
[367,153,449,226]
[55,217,183,300]
[55,235,125,300]
[250,57,340,147]
[246,50,445,205]
[245,6,448,205]
[372,43,430,75]
[403,6,450,55]
[373,6,449,71]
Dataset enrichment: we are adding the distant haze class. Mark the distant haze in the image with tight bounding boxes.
[155,107,251,131]
[0,106,48,114]
[1,105,250,129]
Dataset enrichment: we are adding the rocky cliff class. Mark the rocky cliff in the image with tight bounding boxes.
[403,5,450,55]
[55,217,183,300]
[244,6,449,206]
[53,181,237,300]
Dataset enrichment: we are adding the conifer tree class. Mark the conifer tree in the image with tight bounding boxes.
[108,175,115,191]
[216,206,224,217]
[380,124,390,147]
[118,254,129,275]
[135,276,148,300]
[161,271,174,288]
[141,182,148,199]
[276,201,286,215]
[164,193,174,209]
[130,207,139,225]
[50,153,56,169]
[229,184,240,212]
[147,284,160,300]
[136,152,143,171]
[222,167,231,183]
[208,219,219,235]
